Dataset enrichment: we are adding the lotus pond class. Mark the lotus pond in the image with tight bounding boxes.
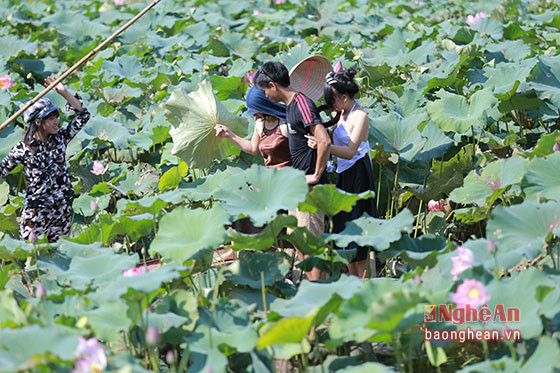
[1,0,560,371]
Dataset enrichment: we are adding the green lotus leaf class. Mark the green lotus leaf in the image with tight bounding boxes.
[0,289,26,328]
[423,50,472,93]
[0,236,34,261]
[528,55,560,110]
[427,89,500,134]
[487,201,560,262]
[81,116,131,149]
[12,57,62,77]
[116,190,187,217]
[483,59,536,98]
[165,80,247,169]
[522,152,560,201]
[298,184,374,217]
[214,164,308,226]
[336,362,394,373]
[150,205,229,264]
[282,226,325,256]
[270,275,363,319]
[0,125,23,161]
[481,268,552,339]
[257,316,314,350]
[0,182,8,206]
[72,194,111,217]
[470,17,504,39]
[113,163,159,197]
[416,121,453,163]
[154,289,198,332]
[329,279,414,342]
[0,325,79,372]
[487,40,532,62]
[325,209,414,251]
[186,302,257,373]
[450,155,527,206]
[145,311,188,334]
[83,300,132,341]
[531,129,560,158]
[226,214,297,251]
[90,265,181,303]
[0,35,37,59]
[57,249,137,291]
[158,161,188,192]
[209,75,245,101]
[370,112,426,162]
[384,234,448,268]
[457,356,521,373]
[221,32,259,59]
[224,251,290,288]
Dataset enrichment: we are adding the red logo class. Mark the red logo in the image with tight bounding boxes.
[424,305,437,322]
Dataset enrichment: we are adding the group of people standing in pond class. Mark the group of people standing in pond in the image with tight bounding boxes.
[216,61,377,279]
[0,58,376,280]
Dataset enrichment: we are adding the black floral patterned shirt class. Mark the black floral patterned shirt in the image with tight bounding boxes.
[0,95,91,209]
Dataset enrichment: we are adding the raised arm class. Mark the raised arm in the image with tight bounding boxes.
[44,77,91,143]
[215,122,260,156]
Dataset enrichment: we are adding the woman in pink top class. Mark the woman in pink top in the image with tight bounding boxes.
[215,86,291,169]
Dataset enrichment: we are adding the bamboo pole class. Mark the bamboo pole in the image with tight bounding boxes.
[0,0,161,132]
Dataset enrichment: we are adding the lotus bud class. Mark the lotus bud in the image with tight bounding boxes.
[90,200,99,212]
[91,160,108,176]
[333,61,343,73]
[29,230,38,244]
[253,9,263,15]
[554,142,560,152]
[275,0,286,3]
[146,326,161,346]
[438,198,445,211]
[36,283,46,298]
[488,239,496,253]
[413,274,421,285]
[427,200,439,212]
[166,350,175,364]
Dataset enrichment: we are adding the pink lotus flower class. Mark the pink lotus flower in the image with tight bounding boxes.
[0,74,14,90]
[413,274,421,285]
[450,246,473,281]
[242,70,257,86]
[36,283,46,298]
[450,278,490,309]
[488,240,496,253]
[166,350,175,364]
[29,230,38,244]
[428,199,445,212]
[146,326,161,345]
[114,0,125,4]
[466,12,490,26]
[554,142,560,152]
[90,200,99,212]
[73,337,107,373]
[122,266,154,277]
[276,0,286,3]
[253,10,263,15]
[333,61,343,73]
[414,0,425,5]
[91,160,108,176]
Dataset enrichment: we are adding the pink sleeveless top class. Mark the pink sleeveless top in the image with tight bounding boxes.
[258,125,291,169]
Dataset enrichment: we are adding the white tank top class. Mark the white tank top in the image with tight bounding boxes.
[332,102,371,174]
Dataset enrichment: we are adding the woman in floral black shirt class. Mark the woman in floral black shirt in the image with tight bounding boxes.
[0,77,91,242]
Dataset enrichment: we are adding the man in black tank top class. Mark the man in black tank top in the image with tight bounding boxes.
[254,62,330,185]
[254,62,331,281]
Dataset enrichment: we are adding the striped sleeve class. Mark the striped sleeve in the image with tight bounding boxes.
[294,93,322,128]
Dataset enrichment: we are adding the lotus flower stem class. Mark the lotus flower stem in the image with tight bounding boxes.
[376,164,382,214]
[261,271,267,314]
[414,200,423,238]
[177,344,190,372]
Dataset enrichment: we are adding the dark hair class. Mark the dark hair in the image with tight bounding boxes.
[255,62,290,88]
[324,68,359,108]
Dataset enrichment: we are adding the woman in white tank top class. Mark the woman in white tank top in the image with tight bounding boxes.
[321,68,377,278]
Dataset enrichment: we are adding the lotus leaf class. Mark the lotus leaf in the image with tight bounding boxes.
[298,184,374,218]
[225,251,290,288]
[427,89,500,134]
[257,316,314,349]
[370,112,426,162]
[325,209,414,250]
[150,205,229,264]
[214,164,308,226]
[165,79,247,169]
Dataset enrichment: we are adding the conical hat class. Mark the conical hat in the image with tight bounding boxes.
[289,55,333,102]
